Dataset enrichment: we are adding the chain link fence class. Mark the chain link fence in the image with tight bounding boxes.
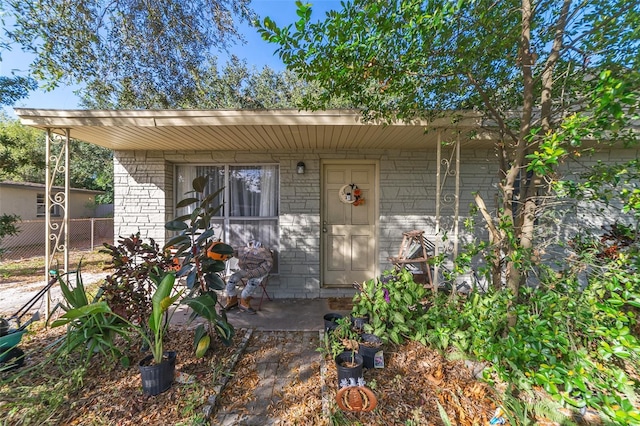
[0,218,114,261]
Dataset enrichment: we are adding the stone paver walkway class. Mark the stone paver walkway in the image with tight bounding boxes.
[213,330,323,425]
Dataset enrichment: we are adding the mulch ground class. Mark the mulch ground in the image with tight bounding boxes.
[1,323,500,425]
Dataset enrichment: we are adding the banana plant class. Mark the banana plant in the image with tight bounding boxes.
[146,272,182,364]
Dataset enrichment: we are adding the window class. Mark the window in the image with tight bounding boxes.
[36,193,61,217]
[176,165,279,272]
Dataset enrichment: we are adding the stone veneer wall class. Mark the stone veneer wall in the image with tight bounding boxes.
[113,151,173,243]
[113,146,638,299]
[113,148,499,298]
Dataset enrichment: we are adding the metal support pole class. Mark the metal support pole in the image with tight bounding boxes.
[44,128,70,321]
[453,134,461,258]
[45,130,51,317]
[434,131,442,289]
[64,129,70,275]
[91,218,95,250]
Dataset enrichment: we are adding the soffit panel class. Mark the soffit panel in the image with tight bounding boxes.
[15,109,497,151]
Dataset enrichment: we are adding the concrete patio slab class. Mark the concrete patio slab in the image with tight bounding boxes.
[172,298,352,331]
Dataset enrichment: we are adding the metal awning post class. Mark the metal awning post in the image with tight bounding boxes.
[453,133,460,258]
[434,131,442,289]
[44,128,70,320]
[434,131,462,289]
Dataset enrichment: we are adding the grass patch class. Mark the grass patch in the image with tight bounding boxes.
[0,250,112,281]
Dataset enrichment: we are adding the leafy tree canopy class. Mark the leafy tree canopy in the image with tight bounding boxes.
[0,75,37,106]
[1,0,254,106]
[259,0,639,128]
[258,0,639,295]
[79,55,351,109]
[0,111,45,181]
[0,113,113,202]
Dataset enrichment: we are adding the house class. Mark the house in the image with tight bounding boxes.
[0,181,108,258]
[14,109,639,298]
[0,181,102,220]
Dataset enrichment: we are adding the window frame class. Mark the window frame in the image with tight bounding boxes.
[36,193,61,218]
[174,163,280,272]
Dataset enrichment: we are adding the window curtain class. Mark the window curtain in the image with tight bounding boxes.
[175,165,224,216]
[229,165,278,217]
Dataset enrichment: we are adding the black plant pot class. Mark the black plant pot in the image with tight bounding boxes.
[358,333,383,369]
[139,351,176,396]
[350,314,370,332]
[335,351,363,388]
[323,313,343,332]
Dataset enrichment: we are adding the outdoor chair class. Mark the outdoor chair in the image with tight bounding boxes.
[224,250,274,311]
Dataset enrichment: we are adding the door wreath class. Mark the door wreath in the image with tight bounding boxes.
[338,184,365,206]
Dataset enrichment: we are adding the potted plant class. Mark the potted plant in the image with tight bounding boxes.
[323,312,343,332]
[357,333,383,369]
[52,268,183,395]
[137,272,183,395]
[335,350,364,388]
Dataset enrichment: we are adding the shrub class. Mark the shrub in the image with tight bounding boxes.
[351,269,429,345]
[100,233,174,325]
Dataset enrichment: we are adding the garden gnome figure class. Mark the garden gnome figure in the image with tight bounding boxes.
[224,240,273,314]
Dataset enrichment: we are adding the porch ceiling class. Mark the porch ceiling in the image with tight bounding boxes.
[14,108,495,151]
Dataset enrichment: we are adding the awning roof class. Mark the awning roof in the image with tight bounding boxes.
[14,108,495,151]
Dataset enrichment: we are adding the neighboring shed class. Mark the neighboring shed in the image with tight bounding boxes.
[0,181,102,219]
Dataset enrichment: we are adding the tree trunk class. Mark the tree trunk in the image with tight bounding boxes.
[474,193,504,290]
[501,0,536,328]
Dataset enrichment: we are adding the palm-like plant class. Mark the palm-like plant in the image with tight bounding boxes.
[145,272,182,364]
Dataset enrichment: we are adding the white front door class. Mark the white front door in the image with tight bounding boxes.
[322,162,378,287]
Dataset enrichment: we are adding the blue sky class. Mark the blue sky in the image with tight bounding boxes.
[3,0,341,112]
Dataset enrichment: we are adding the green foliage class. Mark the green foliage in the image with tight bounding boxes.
[259,0,640,300]
[165,175,235,350]
[259,0,639,123]
[411,255,640,424]
[318,316,359,359]
[351,188,639,424]
[352,269,428,345]
[0,213,20,258]
[528,70,639,178]
[165,176,229,292]
[0,75,37,106]
[51,266,131,365]
[147,273,183,364]
[183,292,234,348]
[53,269,183,366]
[79,54,352,110]
[498,387,572,426]
[0,114,113,201]
[100,233,175,325]
[0,114,46,182]
[67,142,114,203]
[5,0,254,103]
